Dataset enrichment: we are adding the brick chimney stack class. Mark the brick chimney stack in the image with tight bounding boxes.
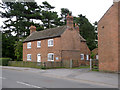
[30,25,36,34]
[66,14,73,28]
[75,23,79,32]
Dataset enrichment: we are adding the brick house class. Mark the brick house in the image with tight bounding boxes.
[23,14,90,65]
[98,0,120,72]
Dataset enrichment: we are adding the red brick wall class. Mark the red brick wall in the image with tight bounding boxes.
[23,37,62,62]
[118,2,120,72]
[61,27,90,63]
[98,2,119,72]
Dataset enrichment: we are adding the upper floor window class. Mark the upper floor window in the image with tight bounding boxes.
[27,42,31,49]
[86,55,89,60]
[48,39,54,47]
[37,41,41,48]
[48,53,54,61]
[27,54,31,61]
[80,54,84,60]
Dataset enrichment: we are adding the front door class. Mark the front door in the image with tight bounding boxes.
[37,54,41,62]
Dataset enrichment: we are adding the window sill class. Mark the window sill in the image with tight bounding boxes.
[37,47,41,48]
[27,59,32,61]
[48,46,53,47]
[48,60,54,62]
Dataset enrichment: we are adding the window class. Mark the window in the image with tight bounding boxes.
[27,42,31,49]
[80,54,84,60]
[48,39,53,47]
[37,41,41,48]
[86,55,89,60]
[37,54,41,62]
[48,53,54,61]
[96,55,98,59]
[27,54,31,61]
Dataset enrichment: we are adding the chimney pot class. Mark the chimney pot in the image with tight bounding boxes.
[75,23,79,32]
[30,25,36,34]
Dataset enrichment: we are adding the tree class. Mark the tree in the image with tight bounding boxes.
[0,1,43,40]
[93,21,98,47]
[40,1,59,29]
[14,40,23,61]
[2,32,16,59]
[74,14,97,50]
[60,8,72,25]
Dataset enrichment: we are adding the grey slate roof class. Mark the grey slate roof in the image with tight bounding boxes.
[23,25,86,43]
[23,26,67,42]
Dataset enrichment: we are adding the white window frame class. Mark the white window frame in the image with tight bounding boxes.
[27,42,31,49]
[48,53,54,61]
[80,54,84,60]
[37,54,41,62]
[86,55,89,60]
[96,55,98,59]
[27,54,31,61]
[37,41,41,48]
[48,39,54,47]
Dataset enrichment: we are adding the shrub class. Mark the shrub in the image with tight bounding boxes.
[0,58,12,66]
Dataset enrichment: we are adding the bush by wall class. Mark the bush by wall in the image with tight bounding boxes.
[0,58,12,66]
[8,61,43,69]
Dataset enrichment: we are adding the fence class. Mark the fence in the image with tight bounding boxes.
[8,60,90,69]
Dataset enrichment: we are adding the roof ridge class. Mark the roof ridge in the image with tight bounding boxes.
[23,25,67,42]
[36,25,66,33]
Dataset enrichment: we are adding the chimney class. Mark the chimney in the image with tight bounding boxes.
[75,23,79,32]
[66,14,73,28]
[113,0,120,2]
[30,25,36,34]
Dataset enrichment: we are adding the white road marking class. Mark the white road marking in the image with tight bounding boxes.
[0,77,6,79]
[16,81,41,88]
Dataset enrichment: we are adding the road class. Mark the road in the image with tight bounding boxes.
[2,68,118,88]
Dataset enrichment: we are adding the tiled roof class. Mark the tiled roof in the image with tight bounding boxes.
[23,26,67,42]
[23,25,86,43]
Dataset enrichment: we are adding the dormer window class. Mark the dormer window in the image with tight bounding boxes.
[37,41,41,48]
[27,42,31,49]
[48,39,54,47]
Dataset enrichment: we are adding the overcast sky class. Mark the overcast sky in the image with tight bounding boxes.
[35,0,113,23]
[0,0,113,28]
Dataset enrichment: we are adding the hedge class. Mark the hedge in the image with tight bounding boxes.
[0,58,12,66]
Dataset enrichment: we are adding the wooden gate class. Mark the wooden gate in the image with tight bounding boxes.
[92,59,99,71]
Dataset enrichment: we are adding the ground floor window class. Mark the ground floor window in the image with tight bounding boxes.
[96,55,98,59]
[37,54,41,62]
[80,54,84,60]
[48,53,54,61]
[27,54,31,61]
[86,55,89,60]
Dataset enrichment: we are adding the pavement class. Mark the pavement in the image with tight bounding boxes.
[1,66,119,88]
